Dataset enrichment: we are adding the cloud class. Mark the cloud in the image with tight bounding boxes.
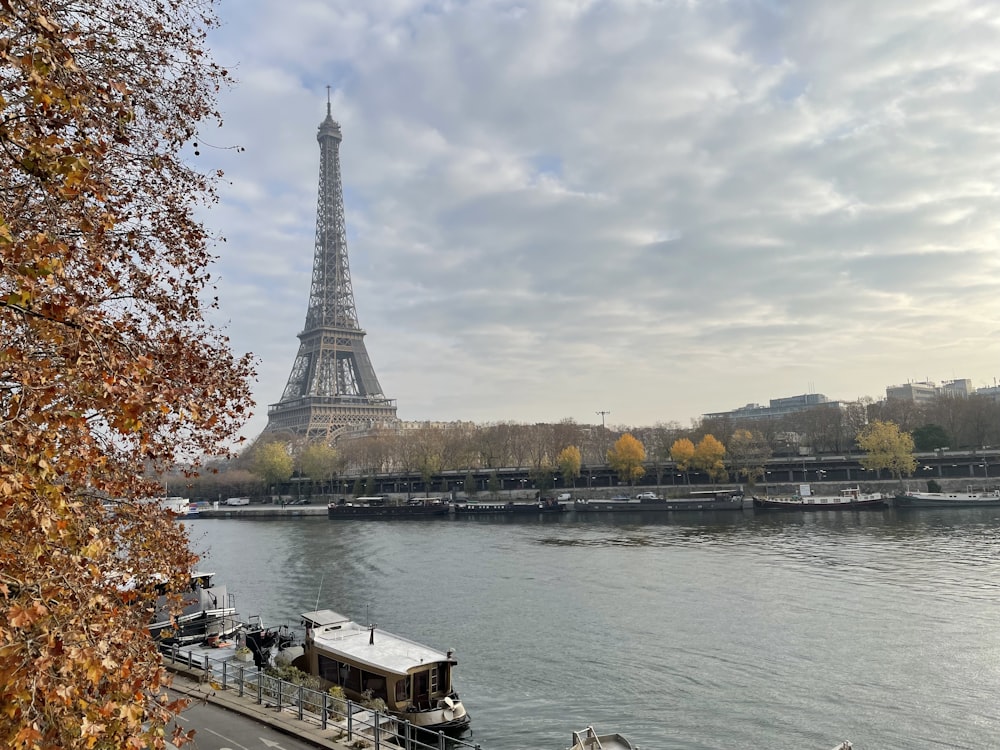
[199,0,1000,439]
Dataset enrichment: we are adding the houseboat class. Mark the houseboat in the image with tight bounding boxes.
[652,488,745,511]
[453,498,567,515]
[752,486,887,510]
[327,496,450,519]
[293,609,470,732]
[574,489,744,512]
[573,495,641,512]
[894,487,1000,508]
[148,571,240,645]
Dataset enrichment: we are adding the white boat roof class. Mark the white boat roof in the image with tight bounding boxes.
[301,609,453,677]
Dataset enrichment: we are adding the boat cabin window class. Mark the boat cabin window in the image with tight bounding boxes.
[363,676,386,700]
[318,655,355,689]
[395,678,409,703]
[317,655,389,703]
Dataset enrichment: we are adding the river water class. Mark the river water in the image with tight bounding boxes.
[187,508,1000,750]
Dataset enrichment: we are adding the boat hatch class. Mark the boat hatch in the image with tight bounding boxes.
[301,609,352,628]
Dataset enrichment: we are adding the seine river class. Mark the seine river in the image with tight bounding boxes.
[188,508,1000,750]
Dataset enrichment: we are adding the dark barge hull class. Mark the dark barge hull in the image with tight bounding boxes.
[894,495,1000,508]
[327,505,449,519]
[453,502,567,515]
[752,497,886,510]
[575,496,744,512]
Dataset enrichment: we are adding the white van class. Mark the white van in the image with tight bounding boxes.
[225,497,250,506]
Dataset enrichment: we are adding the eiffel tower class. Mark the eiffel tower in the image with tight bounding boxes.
[264,100,397,439]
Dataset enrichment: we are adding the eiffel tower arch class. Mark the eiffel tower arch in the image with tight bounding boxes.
[264,101,398,439]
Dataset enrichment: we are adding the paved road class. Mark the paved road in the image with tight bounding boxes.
[170,694,323,750]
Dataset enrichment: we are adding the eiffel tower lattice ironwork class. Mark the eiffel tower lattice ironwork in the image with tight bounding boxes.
[264,101,397,438]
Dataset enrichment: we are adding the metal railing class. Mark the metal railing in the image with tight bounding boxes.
[163,644,481,750]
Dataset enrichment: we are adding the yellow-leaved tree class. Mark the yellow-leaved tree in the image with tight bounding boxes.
[298,441,341,498]
[856,420,917,481]
[556,445,582,489]
[670,438,696,484]
[0,2,254,748]
[251,441,294,497]
[693,435,728,483]
[608,433,646,486]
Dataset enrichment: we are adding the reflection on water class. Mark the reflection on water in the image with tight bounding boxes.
[190,508,1000,750]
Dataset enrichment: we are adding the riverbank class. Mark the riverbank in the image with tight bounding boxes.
[192,479,962,518]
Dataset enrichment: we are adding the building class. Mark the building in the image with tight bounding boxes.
[886,379,973,403]
[703,393,840,422]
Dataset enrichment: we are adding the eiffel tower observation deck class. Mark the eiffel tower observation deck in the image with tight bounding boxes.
[264,101,398,439]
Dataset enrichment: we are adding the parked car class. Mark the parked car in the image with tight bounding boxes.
[635,492,659,501]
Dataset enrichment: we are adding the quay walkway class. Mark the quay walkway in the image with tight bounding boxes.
[166,656,351,750]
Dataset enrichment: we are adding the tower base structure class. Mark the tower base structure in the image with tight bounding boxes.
[265,396,397,440]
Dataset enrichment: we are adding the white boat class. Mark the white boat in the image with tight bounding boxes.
[145,496,199,516]
[894,487,1000,508]
[293,609,470,732]
[753,485,887,510]
[567,726,636,750]
[149,571,240,646]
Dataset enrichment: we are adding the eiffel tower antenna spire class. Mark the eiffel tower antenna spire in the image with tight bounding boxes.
[263,101,397,439]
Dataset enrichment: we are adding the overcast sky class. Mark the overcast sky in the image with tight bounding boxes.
[199,0,1000,441]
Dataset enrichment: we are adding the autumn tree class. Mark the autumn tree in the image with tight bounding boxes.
[726,429,772,487]
[608,433,646,486]
[413,427,444,497]
[297,441,341,497]
[251,442,294,496]
[0,2,254,749]
[693,435,728,483]
[856,420,917,481]
[670,438,696,484]
[556,445,582,489]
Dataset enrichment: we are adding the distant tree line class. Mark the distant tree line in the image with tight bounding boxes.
[171,393,989,498]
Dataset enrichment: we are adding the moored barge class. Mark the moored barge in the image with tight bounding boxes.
[753,486,887,510]
[293,609,470,732]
